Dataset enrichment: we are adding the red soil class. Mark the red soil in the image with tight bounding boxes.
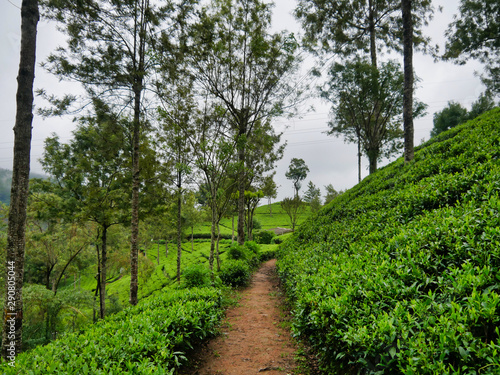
[181,259,300,375]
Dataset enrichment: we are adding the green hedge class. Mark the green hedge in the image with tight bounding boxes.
[1,288,224,374]
[278,109,500,374]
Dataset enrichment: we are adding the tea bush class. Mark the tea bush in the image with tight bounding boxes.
[218,259,251,287]
[1,287,224,374]
[181,264,211,288]
[278,109,500,374]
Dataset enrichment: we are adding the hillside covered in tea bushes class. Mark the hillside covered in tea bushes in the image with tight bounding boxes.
[277,108,500,374]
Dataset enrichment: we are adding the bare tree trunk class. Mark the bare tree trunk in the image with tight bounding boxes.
[176,186,182,284]
[237,130,246,245]
[2,0,39,360]
[130,84,141,306]
[402,0,414,162]
[216,222,221,272]
[99,226,108,319]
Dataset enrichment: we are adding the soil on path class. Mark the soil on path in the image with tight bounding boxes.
[182,259,300,375]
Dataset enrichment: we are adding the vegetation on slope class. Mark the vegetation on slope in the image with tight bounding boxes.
[277,108,500,374]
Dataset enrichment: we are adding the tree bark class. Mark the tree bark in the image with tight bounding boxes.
[129,80,142,306]
[99,226,108,319]
[2,0,39,360]
[402,0,414,162]
[176,183,182,284]
[237,131,246,246]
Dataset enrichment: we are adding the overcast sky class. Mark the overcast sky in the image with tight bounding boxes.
[0,0,488,202]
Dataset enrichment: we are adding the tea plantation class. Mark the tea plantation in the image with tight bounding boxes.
[277,108,500,374]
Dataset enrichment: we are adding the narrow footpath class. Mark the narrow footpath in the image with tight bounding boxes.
[183,259,300,375]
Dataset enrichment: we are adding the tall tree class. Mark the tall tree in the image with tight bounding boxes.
[2,0,39,360]
[285,158,309,197]
[443,0,499,94]
[402,0,414,162]
[40,0,193,306]
[296,0,434,164]
[303,181,321,212]
[189,0,303,245]
[37,104,130,319]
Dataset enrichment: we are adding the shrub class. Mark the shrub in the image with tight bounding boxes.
[244,241,260,254]
[254,230,276,244]
[271,236,283,245]
[182,264,210,288]
[227,244,248,261]
[218,260,251,287]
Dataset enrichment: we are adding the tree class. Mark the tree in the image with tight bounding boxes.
[322,59,425,174]
[285,158,309,197]
[295,0,434,164]
[402,0,414,162]
[40,0,194,306]
[324,184,340,205]
[443,0,500,94]
[244,189,264,241]
[2,0,39,361]
[430,93,497,138]
[189,0,303,245]
[261,173,278,215]
[280,197,305,232]
[36,105,130,320]
[303,181,321,212]
[430,101,468,137]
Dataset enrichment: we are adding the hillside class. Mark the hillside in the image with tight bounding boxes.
[0,169,47,204]
[277,108,500,374]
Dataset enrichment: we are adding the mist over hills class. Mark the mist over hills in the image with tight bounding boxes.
[0,169,47,204]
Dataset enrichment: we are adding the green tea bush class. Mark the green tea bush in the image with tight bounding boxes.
[0,288,224,374]
[227,244,248,260]
[218,259,251,287]
[182,264,210,288]
[277,109,500,374]
[254,230,276,244]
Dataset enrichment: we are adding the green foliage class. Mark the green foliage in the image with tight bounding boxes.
[1,288,224,374]
[254,230,276,244]
[227,244,249,261]
[181,264,211,289]
[285,158,309,197]
[218,260,251,288]
[443,0,500,93]
[278,109,500,374]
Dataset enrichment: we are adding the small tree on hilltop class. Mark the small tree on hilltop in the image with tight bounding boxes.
[285,158,309,198]
[281,196,305,232]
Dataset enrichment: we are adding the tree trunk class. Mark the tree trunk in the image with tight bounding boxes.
[237,130,246,245]
[176,186,182,284]
[357,136,362,182]
[129,85,141,306]
[209,205,216,273]
[368,0,377,68]
[216,222,221,272]
[99,226,108,319]
[402,0,414,162]
[2,0,39,361]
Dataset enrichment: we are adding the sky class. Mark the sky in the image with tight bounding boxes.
[0,0,489,202]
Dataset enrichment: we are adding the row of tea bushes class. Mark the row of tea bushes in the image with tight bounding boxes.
[1,287,224,374]
[278,109,500,374]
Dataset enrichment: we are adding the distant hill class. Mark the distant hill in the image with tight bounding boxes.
[0,168,47,205]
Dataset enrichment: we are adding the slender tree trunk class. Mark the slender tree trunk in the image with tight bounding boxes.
[402,0,414,162]
[216,222,221,272]
[99,226,108,319]
[176,185,182,284]
[2,0,39,360]
[93,243,101,324]
[209,204,216,273]
[357,137,362,182]
[231,216,235,244]
[237,129,246,245]
[130,84,141,306]
[157,241,160,265]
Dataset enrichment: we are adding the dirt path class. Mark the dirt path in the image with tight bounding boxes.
[182,259,300,375]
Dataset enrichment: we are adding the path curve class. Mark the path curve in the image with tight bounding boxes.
[183,259,299,375]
